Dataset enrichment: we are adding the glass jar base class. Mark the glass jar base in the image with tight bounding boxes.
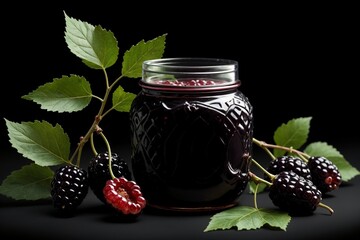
[146,201,239,213]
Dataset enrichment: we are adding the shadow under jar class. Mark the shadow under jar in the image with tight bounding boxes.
[129,58,253,212]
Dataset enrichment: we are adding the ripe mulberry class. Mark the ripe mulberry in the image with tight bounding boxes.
[308,156,342,193]
[103,177,146,216]
[269,171,322,215]
[50,165,89,214]
[265,155,312,181]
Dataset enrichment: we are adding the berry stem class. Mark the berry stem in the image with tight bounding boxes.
[90,132,98,156]
[69,115,102,164]
[68,68,126,166]
[252,138,276,160]
[251,158,275,182]
[252,137,311,159]
[98,131,116,179]
[318,202,334,215]
[253,183,260,209]
[249,171,273,187]
[75,145,83,167]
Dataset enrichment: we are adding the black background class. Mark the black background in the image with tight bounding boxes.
[1,2,358,148]
[1,2,359,239]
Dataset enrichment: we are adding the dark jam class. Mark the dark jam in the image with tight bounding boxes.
[130,78,253,212]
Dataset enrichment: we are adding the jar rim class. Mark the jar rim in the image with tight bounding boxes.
[143,57,238,75]
[142,58,240,90]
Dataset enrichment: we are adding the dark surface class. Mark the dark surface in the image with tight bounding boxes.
[1,143,359,240]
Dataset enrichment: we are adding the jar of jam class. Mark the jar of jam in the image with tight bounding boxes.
[129,58,253,212]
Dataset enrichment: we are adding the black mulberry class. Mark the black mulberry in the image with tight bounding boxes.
[265,155,312,181]
[269,171,322,215]
[50,165,89,214]
[308,156,342,193]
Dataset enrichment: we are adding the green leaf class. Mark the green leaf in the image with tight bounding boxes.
[122,33,167,78]
[204,206,291,232]
[22,75,92,113]
[5,119,71,166]
[0,163,53,200]
[304,142,360,182]
[273,117,312,157]
[112,86,136,112]
[64,12,118,69]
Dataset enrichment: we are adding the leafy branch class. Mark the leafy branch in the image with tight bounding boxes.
[205,117,360,232]
[0,12,166,200]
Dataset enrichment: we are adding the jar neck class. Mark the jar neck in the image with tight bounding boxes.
[139,81,241,97]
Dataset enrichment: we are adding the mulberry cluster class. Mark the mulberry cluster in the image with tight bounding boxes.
[266,155,341,214]
[266,155,341,194]
[50,152,144,218]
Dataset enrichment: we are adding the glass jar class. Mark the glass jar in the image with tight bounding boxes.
[129,58,253,212]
